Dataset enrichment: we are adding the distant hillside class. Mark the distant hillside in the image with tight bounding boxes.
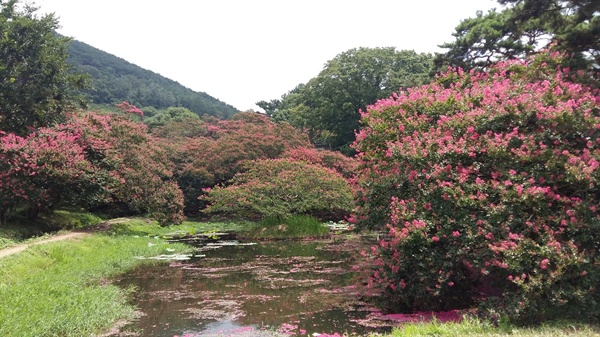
[67,39,238,119]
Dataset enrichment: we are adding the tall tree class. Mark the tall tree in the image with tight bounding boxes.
[435,0,599,72]
[0,0,87,135]
[259,48,433,154]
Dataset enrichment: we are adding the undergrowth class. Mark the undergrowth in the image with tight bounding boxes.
[0,210,103,249]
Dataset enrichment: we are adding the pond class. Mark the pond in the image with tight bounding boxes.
[114,236,393,337]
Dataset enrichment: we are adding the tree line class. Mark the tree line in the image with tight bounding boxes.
[1,0,599,326]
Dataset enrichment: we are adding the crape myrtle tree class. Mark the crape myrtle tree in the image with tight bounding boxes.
[0,126,93,222]
[154,112,314,215]
[354,52,600,323]
[258,48,433,154]
[0,109,185,225]
[75,111,184,225]
[435,0,600,74]
[0,0,87,135]
[202,158,354,221]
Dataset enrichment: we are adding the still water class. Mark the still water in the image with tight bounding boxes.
[114,237,389,337]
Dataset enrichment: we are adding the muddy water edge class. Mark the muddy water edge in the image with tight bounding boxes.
[112,235,391,337]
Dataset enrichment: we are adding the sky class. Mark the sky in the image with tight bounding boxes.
[36,0,499,112]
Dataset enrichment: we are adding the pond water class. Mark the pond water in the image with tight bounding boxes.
[114,236,392,337]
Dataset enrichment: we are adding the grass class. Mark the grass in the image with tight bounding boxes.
[381,317,600,337]
[242,215,331,239]
[109,217,248,237]
[108,215,331,240]
[44,209,104,229]
[0,233,189,337]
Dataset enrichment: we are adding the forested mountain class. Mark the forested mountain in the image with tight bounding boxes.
[67,39,238,119]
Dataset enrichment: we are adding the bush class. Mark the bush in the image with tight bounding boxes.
[156,112,312,215]
[282,147,357,179]
[354,52,600,324]
[202,158,354,220]
[0,110,185,225]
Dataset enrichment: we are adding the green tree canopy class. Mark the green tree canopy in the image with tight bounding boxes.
[258,47,433,154]
[144,106,200,128]
[0,0,87,135]
[435,0,599,72]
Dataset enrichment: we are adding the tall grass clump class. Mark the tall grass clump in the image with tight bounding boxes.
[45,210,104,229]
[245,215,330,239]
[0,234,189,337]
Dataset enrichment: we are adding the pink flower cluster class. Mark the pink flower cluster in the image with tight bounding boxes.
[353,52,600,320]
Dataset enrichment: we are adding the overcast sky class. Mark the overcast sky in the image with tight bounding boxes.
[36,0,498,112]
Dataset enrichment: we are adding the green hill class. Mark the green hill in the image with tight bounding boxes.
[67,39,238,119]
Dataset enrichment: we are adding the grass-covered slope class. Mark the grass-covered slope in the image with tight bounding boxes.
[67,39,238,119]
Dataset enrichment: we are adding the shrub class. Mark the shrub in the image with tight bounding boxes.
[156,112,313,215]
[353,52,600,324]
[202,158,354,220]
[282,147,357,179]
[0,110,185,225]
[71,111,185,225]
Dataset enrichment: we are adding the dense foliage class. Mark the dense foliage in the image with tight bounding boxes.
[202,158,354,220]
[354,53,600,323]
[0,0,87,135]
[258,48,433,153]
[67,39,238,119]
[143,106,199,128]
[282,147,357,179]
[0,110,185,225]
[154,112,313,215]
[435,0,599,73]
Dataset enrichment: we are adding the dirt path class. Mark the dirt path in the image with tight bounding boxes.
[0,218,131,259]
[0,231,89,259]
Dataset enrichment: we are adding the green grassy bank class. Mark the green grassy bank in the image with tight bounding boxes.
[381,318,600,337]
[109,215,332,240]
[0,233,189,337]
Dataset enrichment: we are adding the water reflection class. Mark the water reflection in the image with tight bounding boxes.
[116,238,385,337]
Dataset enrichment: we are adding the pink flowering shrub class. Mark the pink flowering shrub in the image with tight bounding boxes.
[202,158,354,220]
[70,112,184,225]
[0,111,184,225]
[282,147,357,180]
[0,123,101,221]
[353,53,600,323]
[115,101,144,117]
[155,112,313,215]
